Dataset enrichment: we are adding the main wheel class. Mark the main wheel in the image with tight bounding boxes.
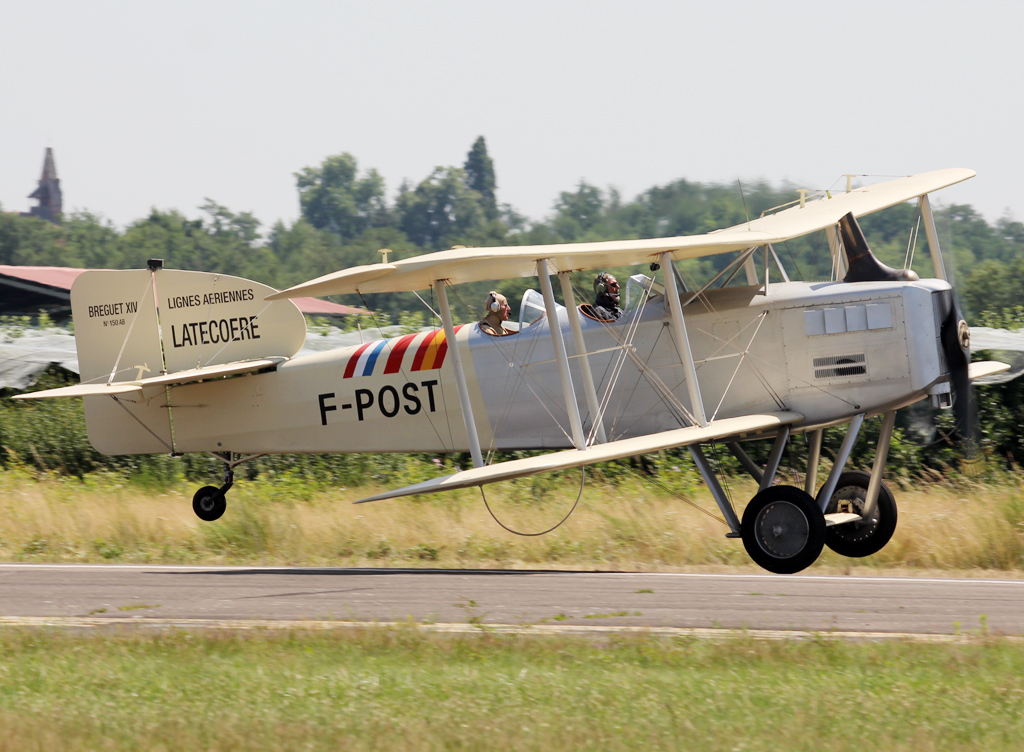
[193,486,226,521]
[741,486,826,574]
[820,471,897,558]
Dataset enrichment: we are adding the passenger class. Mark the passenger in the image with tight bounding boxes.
[592,272,623,321]
[479,291,515,336]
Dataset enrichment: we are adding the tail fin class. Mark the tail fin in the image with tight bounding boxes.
[71,268,304,454]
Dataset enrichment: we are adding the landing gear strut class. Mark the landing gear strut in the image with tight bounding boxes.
[713,413,899,573]
[816,412,899,558]
[191,452,262,522]
[820,470,898,558]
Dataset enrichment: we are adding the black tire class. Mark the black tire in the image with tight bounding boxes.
[820,471,897,558]
[193,486,226,522]
[741,486,826,574]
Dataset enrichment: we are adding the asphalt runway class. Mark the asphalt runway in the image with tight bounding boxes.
[0,564,1022,636]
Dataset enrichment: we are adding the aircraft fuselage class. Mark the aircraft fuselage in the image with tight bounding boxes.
[109,278,954,456]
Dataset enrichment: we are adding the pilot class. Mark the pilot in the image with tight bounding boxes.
[479,291,515,336]
[592,272,623,321]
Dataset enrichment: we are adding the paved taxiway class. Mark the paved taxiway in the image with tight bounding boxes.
[0,564,1021,635]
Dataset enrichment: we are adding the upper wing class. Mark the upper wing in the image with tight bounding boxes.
[269,169,974,299]
[354,411,803,503]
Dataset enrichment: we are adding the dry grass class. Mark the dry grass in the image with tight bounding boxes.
[2,466,1024,573]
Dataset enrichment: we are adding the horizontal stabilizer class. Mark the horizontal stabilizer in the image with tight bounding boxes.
[355,411,803,504]
[968,361,1010,381]
[14,357,285,400]
[14,383,146,400]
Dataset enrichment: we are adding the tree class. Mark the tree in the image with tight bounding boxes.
[396,167,486,250]
[464,136,497,220]
[551,181,605,241]
[199,200,261,246]
[295,153,388,240]
[0,213,67,266]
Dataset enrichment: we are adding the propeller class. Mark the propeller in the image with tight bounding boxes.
[937,290,981,464]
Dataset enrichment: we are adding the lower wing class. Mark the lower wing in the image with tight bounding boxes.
[355,411,803,503]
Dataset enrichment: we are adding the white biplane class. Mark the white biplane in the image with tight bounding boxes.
[17,169,1009,573]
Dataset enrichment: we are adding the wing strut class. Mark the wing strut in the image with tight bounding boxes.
[537,259,586,450]
[804,429,823,495]
[826,226,846,281]
[434,280,484,468]
[759,426,790,492]
[661,252,707,427]
[919,195,947,281]
[558,271,607,444]
[743,254,759,285]
[688,445,741,534]
[862,412,897,518]
[816,413,865,511]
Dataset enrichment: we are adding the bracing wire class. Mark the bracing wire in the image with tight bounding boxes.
[572,271,699,434]
[780,240,806,282]
[619,460,728,525]
[413,290,440,319]
[107,273,156,384]
[480,467,586,536]
[447,283,575,447]
[707,440,735,512]
[110,395,174,452]
[904,214,923,272]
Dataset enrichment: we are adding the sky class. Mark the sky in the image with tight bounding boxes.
[2,0,1022,232]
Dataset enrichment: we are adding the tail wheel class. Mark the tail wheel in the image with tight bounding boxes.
[741,486,826,574]
[193,486,226,522]
[820,471,897,558]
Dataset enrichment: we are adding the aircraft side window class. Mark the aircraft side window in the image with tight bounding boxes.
[625,274,663,310]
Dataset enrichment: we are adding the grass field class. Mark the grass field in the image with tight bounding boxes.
[2,469,1023,750]
[1,465,1024,572]
[0,627,1021,751]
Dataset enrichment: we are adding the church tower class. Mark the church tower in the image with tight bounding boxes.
[24,148,63,224]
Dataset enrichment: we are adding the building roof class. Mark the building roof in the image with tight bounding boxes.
[0,266,367,317]
[1,265,85,290]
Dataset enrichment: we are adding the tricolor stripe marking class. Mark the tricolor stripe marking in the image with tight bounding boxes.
[342,326,463,379]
